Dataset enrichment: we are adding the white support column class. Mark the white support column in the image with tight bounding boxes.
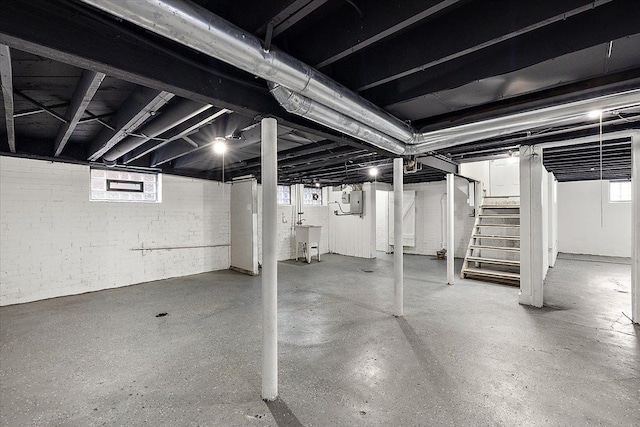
[446,173,455,285]
[261,117,278,400]
[393,158,404,316]
[519,145,544,307]
[632,132,640,324]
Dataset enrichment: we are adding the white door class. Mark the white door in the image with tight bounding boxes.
[230,179,258,275]
[490,158,520,196]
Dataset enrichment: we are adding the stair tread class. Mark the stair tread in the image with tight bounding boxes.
[467,256,520,266]
[481,205,521,209]
[470,245,520,252]
[479,214,520,218]
[462,267,520,279]
[475,224,520,228]
[473,234,520,240]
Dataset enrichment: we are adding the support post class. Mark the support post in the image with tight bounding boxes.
[261,117,278,400]
[519,145,544,307]
[632,132,640,324]
[446,173,455,284]
[393,158,404,316]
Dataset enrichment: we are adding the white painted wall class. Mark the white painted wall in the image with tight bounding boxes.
[257,184,330,262]
[328,183,377,258]
[548,174,559,267]
[375,190,389,252]
[557,180,632,257]
[460,157,520,197]
[402,178,475,258]
[0,156,230,306]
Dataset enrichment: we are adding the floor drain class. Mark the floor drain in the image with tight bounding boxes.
[155,312,168,317]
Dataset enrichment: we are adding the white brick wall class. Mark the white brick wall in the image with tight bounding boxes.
[0,156,230,306]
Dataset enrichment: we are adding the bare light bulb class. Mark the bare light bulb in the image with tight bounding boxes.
[369,167,379,177]
[213,139,227,154]
[315,182,320,188]
[587,110,602,119]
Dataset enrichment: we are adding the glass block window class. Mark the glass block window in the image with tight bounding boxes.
[304,187,322,205]
[90,168,160,203]
[277,185,291,205]
[609,181,631,202]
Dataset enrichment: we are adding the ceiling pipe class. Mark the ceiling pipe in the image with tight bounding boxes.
[77,0,414,144]
[102,99,212,162]
[79,0,640,158]
[269,83,405,155]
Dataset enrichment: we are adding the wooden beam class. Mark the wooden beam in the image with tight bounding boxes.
[54,70,105,156]
[87,87,173,161]
[0,44,15,152]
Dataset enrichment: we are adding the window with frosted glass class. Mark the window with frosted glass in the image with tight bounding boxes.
[609,181,631,202]
[90,168,160,202]
[303,187,322,205]
[277,185,291,205]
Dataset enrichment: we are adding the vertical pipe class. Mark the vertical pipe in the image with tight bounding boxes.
[446,173,455,285]
[632,132,640,324]
[393,158,404,316]
[261,117,278,400]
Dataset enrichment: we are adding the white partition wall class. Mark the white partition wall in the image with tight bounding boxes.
[519,145,544,307]
[632,132,640,324]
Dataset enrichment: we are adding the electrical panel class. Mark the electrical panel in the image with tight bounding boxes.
[341,192,350,203]
[350,190,363,214]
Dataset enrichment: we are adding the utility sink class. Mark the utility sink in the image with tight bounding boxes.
[295,225,321,263]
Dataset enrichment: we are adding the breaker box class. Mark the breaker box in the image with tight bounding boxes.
[350,190,363,214]
[341,192,350,203]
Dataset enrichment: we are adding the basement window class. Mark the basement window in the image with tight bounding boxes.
[90,168,161,203]
[304,187,322,205]
[277,185,291,205]
[609,181,631,203]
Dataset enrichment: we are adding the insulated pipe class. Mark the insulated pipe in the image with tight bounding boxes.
[269,84,405,155]
[261,117,278,400]
[102,100,212,161]
[446,173,455,285]
[79,0,640,157]
[410,90,640,153]
[78,0,414,144]
[394,158,404,316]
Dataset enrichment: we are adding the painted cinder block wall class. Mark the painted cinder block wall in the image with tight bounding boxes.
[0,156,230,306]
[557,180,632,257]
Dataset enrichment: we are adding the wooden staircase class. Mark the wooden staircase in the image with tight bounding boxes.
[461,196,520,286]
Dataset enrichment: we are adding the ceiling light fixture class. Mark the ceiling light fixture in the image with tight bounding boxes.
[587,109,602,119]
[213,137,227,155]
[315,182,321,188]
[369,167,379,177]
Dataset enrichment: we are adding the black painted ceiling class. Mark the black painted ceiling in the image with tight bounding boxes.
[0,0,639,184]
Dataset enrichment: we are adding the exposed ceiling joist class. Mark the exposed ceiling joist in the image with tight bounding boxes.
[87,88,173,161]
[0,43,14,152]
[258,0,329,44]
[289,0,464,68]
[417,155,458,174]
[127,108,229,165]
[361,0,640,106]
[338,0,612,92]
[104,99,213,162]
[54,70,105,156]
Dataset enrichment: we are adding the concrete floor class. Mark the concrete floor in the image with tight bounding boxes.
[1,253,638,426]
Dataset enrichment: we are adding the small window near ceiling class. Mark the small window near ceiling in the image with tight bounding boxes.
[277,185,291,205]
[304,187,322,205]
[90,168,161,202]
[609,181,631,203]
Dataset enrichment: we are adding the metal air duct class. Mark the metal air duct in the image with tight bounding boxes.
[78,0,414,145]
